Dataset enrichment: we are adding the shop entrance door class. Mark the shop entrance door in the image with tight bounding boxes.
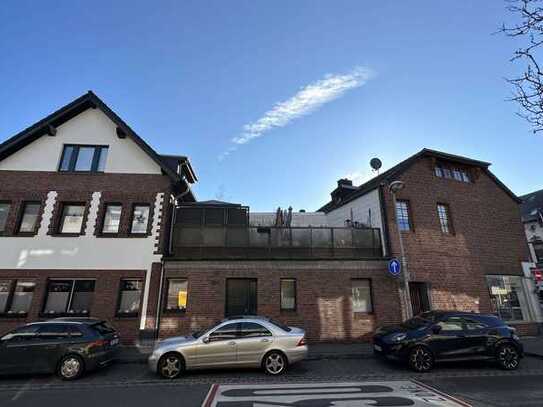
[225,279,257,317]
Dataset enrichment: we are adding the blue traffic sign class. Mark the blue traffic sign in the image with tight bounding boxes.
[388,258,401,276]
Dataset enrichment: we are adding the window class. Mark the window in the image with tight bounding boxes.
[130,205,150,234]
[37,324,70,340]
[463,317,487,331]
[117,279,143,315]
[0,280,36,315]
[395,200,411,231]
[209,323,240,342]
[239,322,272,338]
[460,170,471,183]
[1,325,39,342]
[352,279,373,313]
[59,145,108,172]
[0,203,10,232]
[437,316,464,332]
[43,280,95,315]
[434,167,443,177]
[486,275,530,321]
[533,242,543,263]
[58,204,85,234]
[437,204,453,234]
[452,169,463,181]
[102,204,122,234]
[280,279,296,310]
[165,279,188,312]
[434,164,471,183]
[17,202,41,233]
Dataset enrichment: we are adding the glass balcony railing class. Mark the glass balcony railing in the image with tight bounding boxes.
[170,226,383,260]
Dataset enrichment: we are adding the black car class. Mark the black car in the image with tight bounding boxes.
[0,318,120,380]
[373,311,523,372]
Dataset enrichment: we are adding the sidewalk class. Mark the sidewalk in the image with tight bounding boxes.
[118,337,543,364]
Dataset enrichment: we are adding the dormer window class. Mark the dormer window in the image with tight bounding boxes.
[434,162,471,183]
[59,145,108,173]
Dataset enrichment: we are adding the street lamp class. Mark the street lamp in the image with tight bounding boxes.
[388,180,413,319]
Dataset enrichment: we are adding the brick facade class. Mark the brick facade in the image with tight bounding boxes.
[159,260,402,342]
[382,157,532,321]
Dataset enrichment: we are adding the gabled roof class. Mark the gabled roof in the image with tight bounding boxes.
[319,148,519,212]
[519,188,543,223]
[0,91,197,185]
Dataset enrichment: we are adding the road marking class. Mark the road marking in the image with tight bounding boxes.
[203,381,471,406]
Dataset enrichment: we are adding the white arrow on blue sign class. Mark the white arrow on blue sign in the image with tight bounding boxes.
[388,258,401,276]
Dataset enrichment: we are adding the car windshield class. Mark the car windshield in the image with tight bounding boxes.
[401,316,431,329]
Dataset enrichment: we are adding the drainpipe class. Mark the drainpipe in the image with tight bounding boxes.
[154,175,193,336]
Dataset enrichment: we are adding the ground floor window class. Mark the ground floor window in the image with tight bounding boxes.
[486,275,529,322]
[43,279,95,316]
[225,278,257,316]
[0,280,36,315]
[351,279,373,313]
[165,279,188,312]
[280,279,296,311]
[117,279,143,316]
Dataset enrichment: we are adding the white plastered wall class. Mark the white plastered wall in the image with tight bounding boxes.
[0,108,162,174]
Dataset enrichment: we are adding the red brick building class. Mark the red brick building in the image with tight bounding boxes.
[1,93,537,343]
[0,92,196,342]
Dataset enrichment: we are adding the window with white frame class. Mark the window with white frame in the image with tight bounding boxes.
[102,204,122,234]
[130,205,150,234]
[165,279,188,312]
[18,202,41,233]
[352,279,373,313]
[486,275,529,322]
[437,203,453,234]
[58,204,86,234]
[395,200,412,231]
[43,280,95,315]
[117,279,143,315]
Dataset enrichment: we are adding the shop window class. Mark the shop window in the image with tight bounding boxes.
[486,275,529,321]
[117,279,143,315]
[0,202,11,233]
[130,204,150,234]
[395,200,412,231]
[102,204,122,234]
[165,279,188,312]
[352,279,373,313]
[59,145,108,172]
[58,204,86,234]
[43,279,95,316]
[0,280,36,315]
[17,202,41,233]
[280,279,296,311]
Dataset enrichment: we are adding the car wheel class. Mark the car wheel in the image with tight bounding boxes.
[408,346,434,372]
[58,355,84,381]
[263,351,287,375]
[158,353,185,379]
[497,344,520,370]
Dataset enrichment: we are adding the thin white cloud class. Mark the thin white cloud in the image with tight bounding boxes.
[343,170,367,185]
[218,66,374,160]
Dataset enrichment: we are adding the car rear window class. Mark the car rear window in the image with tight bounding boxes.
[267,318,291,332]
[91,322,116,335]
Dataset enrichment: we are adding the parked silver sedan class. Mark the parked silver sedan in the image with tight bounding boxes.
[148,316,308,378]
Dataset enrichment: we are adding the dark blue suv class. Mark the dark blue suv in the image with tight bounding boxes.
[373,311,524,372]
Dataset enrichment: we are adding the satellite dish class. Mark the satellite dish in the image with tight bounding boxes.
[370,158,382,172]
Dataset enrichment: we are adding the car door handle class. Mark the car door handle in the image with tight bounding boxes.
[228,341,236,346]
[260,338,270,343]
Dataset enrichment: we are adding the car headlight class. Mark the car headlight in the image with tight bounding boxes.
[389,333,407,343]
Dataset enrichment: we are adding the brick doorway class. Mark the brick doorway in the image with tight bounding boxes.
[225,278,257,316]
[409,282,431,316]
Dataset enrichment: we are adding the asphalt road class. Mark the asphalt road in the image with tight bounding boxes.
[0,356,541,406]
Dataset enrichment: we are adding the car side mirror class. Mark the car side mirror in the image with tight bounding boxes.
[202,336,210,344]
[431,325,442,334]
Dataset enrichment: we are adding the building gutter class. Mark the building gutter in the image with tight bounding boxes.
[155,180,193,336]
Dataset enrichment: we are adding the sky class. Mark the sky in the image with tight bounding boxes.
[1,1,542,211]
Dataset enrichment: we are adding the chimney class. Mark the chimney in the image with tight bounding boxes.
[337,178,353,188]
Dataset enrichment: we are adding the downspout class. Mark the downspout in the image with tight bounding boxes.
[378,182,392,257]
[154,173,193,336]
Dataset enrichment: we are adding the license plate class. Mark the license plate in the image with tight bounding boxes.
[374,344,382,352]
[110,338,119,346]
